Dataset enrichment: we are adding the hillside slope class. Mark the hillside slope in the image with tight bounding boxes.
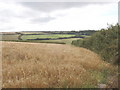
[2,42,117,88]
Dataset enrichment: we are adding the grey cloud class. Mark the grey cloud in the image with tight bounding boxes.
[31,16,56,23]
[0,8,25,20]
[0,10,12,23]
[0,2,110,24]
[0,10,15,18]
[19,2,110,24]
[20,2,109,12]
[0,17,10,23]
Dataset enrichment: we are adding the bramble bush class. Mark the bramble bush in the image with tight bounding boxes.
[72,24,119,64]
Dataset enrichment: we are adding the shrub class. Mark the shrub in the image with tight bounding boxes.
[72,24,119,64]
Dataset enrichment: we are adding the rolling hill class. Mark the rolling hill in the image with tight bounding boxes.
[2,42,117,88]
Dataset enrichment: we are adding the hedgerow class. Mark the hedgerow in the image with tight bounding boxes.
[72,24,119,64]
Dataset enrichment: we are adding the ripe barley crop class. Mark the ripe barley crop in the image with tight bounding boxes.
[2,41,117,88]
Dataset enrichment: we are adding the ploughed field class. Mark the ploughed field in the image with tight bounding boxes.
[0,35,19,40]
[2,42,116,88]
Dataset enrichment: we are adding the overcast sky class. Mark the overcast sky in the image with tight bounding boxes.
[0,1,118,32]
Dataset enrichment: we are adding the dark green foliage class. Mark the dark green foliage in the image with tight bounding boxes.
[72,24,119,64]
[44,30,96,35]
[18,34,23,40]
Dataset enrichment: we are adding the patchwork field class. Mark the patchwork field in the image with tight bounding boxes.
[1,31,91,45]
[38,38,81,44]
[21,38,81,44]
[2,42,117,88]
[21,34,75,40]
[1,33,89,45]
[0,35,19,40]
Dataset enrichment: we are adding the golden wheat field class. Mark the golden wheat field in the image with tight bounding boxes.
[2,41,117,88]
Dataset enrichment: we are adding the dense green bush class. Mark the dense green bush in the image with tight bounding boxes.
[72,24,119,64]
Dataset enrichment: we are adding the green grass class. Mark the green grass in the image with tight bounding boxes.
[8,38,80,45]
[39,38,81,44]
[21,32,48,35]
[1,35,19,40]
[22,34,75,40]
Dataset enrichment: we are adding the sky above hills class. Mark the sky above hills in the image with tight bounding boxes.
[0,1,118,32]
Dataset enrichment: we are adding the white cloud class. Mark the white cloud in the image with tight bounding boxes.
[0,2,118,32]
[36,3,118,31]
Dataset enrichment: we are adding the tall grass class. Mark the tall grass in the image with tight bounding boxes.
[2,42,117,88]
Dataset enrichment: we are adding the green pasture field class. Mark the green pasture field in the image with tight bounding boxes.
[14,38,81,44]
[22,34,75,40]
[1,33,90,45]
[81,35,91,38]
[38,38,81,44]
[21,32,48,35]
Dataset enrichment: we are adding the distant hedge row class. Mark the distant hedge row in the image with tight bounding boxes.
[72,24,119,64]
[26,35,85,40]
